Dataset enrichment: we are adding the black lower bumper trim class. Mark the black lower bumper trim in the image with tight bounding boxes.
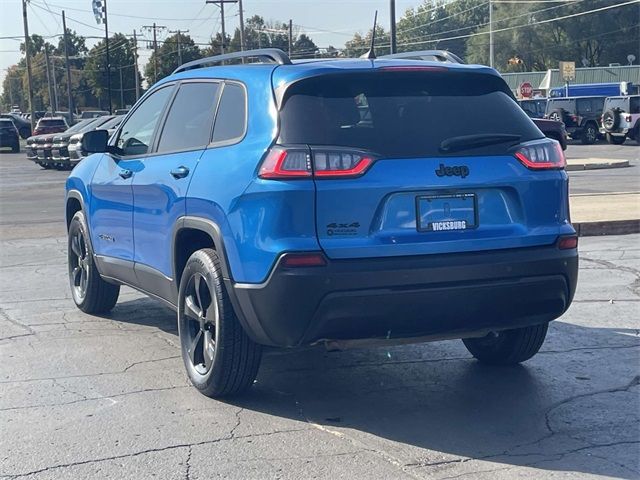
[230,245,578,348]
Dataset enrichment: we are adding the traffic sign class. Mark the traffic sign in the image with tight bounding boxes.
[559,61,576,81]
[519,82,533,98]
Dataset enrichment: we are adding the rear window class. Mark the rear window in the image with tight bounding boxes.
[546,99,574,115]
[38,119,66,126]
[0,119,14,129]
[279,72,541,158]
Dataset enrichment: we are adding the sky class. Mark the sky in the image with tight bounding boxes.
[0,0,418,93]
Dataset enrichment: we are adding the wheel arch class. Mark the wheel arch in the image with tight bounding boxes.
[172,216,234,287]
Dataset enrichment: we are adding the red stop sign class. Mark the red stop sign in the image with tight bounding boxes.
[520,82,533,98]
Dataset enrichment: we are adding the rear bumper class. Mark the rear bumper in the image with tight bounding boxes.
[230,243,579,347]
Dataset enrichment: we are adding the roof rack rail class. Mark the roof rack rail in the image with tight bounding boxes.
[173,48,292,74]
[380,50,464,64]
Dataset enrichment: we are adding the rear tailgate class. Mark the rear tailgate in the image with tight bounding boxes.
[278,68,573,259]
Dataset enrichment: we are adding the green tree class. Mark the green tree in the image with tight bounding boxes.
[145,33,202,84]
[85,33,140,110]
[343,25,389,58]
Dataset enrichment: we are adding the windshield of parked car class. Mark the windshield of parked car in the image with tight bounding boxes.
[279,71,541,157]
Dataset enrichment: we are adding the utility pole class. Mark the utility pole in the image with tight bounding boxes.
[103,0,112,113]
[169,29,189,66]
[44,44,55,113]
[133,30,140,101]
[119,66,124,108]
[389,0,397,54]
[7,74,14,107]
[143,23,166,84]
[22,0,35,132]
[205,1,238,55]
[51,56,59,111]
[62,11,74,124]
[288,19,293,57]
[489,0,494,68]
[238,0,245,51]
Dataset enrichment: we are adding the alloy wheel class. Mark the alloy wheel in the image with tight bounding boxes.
[69,229,89,301]
[182,272,218,375]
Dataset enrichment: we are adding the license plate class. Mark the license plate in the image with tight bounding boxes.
[416,194,477,232]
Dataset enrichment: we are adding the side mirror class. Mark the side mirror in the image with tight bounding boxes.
[81,129,109,154]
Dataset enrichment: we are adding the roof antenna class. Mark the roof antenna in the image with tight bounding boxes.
[360,10,378,60]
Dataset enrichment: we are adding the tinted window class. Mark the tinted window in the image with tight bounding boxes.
[38,119,66,126]
[546,99,573,114]
[212,83,246,143]
[280,72,541,158]
[0,119,14,129]
[630,97,640,114]
[604,98,627,111]
[157,82,220,153]
[117,86,173,156]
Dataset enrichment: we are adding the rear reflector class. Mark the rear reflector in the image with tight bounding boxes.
[281,252,327,267]
[558,235,578,250]
[259,146,375,179]
[515,138,566,170]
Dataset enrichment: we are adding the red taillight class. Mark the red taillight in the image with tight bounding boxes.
[571,115,578,122]
[258,147,311,179]
[280,252,327,267]
[259,146,375,180]
[515,138,566,170]
[558,235,578,250]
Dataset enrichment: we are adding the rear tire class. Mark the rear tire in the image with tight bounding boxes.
[606,133,626,145]
[462,323,548,365]
[68,211,120,313]
[178,248,262,398]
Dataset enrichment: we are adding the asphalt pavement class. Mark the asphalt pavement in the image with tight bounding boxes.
[0,151,639,479]
[566,142,639,195]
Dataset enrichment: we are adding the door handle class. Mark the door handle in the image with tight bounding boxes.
[170,166,190,179]
[119,169,133,179]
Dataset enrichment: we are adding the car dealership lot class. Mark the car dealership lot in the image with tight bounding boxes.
[0,151,638,479]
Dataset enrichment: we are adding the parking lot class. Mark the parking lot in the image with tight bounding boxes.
[0,150,639,479]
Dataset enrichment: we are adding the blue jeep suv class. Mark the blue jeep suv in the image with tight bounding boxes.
[66,49,578,397]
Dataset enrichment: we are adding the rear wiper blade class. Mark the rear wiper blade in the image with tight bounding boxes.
[439,134,521,153]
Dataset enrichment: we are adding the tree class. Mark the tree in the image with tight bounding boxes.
[343,25,389,58]
[85,33,140,110]
[293,34,318,58]
[145,33,202,84]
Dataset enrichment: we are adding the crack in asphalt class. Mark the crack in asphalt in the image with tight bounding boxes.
[0,307,35,341]
[1,427,311,479]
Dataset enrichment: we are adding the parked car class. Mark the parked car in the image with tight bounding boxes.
[0,112,31,138]
[114,108,130,116]
[0,118,20,152]
[80,110,109,119]
[600,95,640,145]
[544,96,606,144]
[67,115,122,164]
[50,118,109,169]
[33,117,68,136]
[531,118,567,150]
[518,98,547,119]
[66,49,577,398]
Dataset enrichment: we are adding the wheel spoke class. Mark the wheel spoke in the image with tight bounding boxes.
[188,329,203,365]
[203,330,214,369]
[194,274,204,312]
[71,234,82,257]
[184,295,202,320]
[79,268,87,293]
[72,266,82,286]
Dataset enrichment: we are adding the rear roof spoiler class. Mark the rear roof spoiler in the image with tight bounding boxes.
[380,50,464,64]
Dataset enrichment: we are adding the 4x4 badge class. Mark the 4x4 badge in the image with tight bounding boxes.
[435,164,469,179]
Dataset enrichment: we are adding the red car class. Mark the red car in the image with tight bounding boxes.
[33,117,69,136]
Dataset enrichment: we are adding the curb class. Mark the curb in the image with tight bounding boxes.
[565,159,629,171]
[574,219,640,236]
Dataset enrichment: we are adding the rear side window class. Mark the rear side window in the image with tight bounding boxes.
[0,119,14,129]
[577,97,605,114]
[605,98,627,111]
[546,99,573,114]
[629,97,640,113]
[212,83,246,143]
[157,82,220,153]
[279,72,541,158]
